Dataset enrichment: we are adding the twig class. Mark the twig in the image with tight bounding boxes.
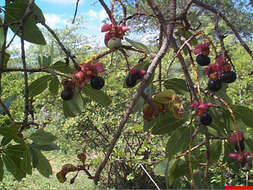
[39,21,80,70]
[19,0,35,131]
[215,12,236,71]
[176,0,193,20]
[176,140,205,158]
[98,0,115,24]
[80,49,115,64]
[167,32,197,73]
[170,37,199,101]
[119,49,130,69]
[72,0,80,24]
[3,68,71,79]
[119,12,155,25]
[146,0,169,35]
[158,25,163,92]
[5,33,17,49]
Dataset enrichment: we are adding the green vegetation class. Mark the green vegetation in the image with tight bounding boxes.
[0,0,253,189]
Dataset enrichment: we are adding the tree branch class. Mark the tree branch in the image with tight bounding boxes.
[72,0,80,24]
[98,0,115,24]
[93,0,177,184]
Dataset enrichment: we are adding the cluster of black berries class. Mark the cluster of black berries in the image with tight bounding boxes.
[60,63,106,101]
[204,62,237,92]
[193,42,237,92]
[60,77,105,101]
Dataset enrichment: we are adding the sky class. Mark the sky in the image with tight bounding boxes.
[3,0,111,49]
[36,0,109,35]
[3,0,154,50]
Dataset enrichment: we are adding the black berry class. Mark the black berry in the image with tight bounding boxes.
[208,79,222,92]
[196,54,210,66]
[235,141,245,152]
[200,112,212,126]
[61,88,73,101]
[220,71,237,83]
[126,73,138,88]
[91,77,105,90]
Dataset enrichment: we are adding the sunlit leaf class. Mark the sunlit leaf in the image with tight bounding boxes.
[29,131,57,145]
[63,88,84,118]
[82,84,112,107]
[5,2,46,45]
[28,75,52,97]
[125,38,149,53]
[36,151,52,178]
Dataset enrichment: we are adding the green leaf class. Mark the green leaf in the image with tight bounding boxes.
[164,78,188,94]
[173,159,190,179]
[245,139,253,153]
[209,141,222,163]
[133,97,144,113]
[166,128,191,161]
[0,52,11,70]
[49,78,60,96]
[1,137,12,146]
[125,38,149,53]
[0,94,17,114]
[152,90,176,104]
[38,56,42,67]
[63,88,84,118]
[21,149,32,175]
[29,145,38,168]
[233,105,253,128]
[0,125,22,144]
[5,144,27,157]
[36,151,52,178]
[2,154,25,181]
[166,159,177,186]
[5,2,46,45]
[30,143,59,151]
[0,158,3,181]
[215,84,232,104]
[28,75,52,97]
[143,119,156,131]
[154,159,168,176]
[29,131,56,145]
[40,56,50,67]
[82,84,112,107]
[51,61,73,74]
[151,112,186,135]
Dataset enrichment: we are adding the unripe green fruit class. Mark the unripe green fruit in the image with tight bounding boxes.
[107,37,122,49]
